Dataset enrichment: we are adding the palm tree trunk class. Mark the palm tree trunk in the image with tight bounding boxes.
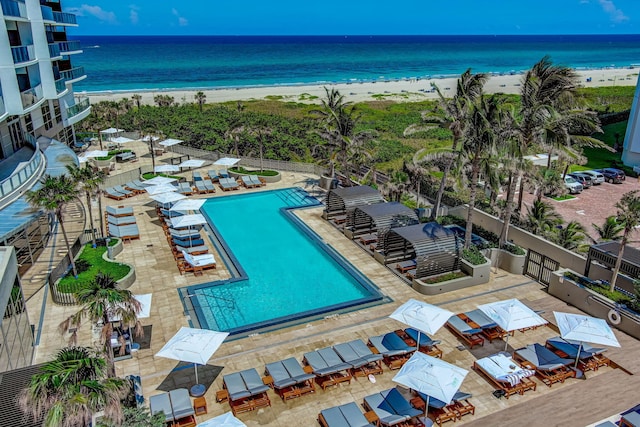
[103,313,117,377]
[431,160,451,220]
[98,191,105,239]
[57,211,78,277]
[465,165,480,249]
[517,177,525,212]
[85,192,96,247]
[609,236,627,292]
[416,179,421,209]
[500,171,520,247]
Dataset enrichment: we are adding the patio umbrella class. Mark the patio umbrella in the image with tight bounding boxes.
[143,176,177,186]
[393,352,468,422]
[159,138,183,147]
[142,135,160,142]
[213,157,240,167]
[178,159,207,168]
[389,299,453,351]
[156,327,229,395]
[154,164,181,173]
[197,412,247,427]
[554,311,620,369]
[170,213,207,229]
[478,298,548,350]
[111,136,134,144]
[146,184,178,195]
[149,192,186,205]
[84,150,109,158]
[101,127,123,134]
[170,199,206,212]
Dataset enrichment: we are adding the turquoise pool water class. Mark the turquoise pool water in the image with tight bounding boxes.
[189,188,382,334]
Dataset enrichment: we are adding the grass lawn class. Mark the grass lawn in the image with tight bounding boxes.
[142,172,182,180]
[571,121,633,174]
[58,242,131,293]
[550,194,576,201]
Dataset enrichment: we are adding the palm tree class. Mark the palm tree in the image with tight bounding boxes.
[592,216,624,242]
[18,346,129,427]
[553,220,587,250]
[609,190,640,291]
[525,199,562,238]
[131,94,142,109]
[66,165,105,247]
[26,175,80,277]
[195,91,206,112]
[405,162,427,209]
[60,273,142,376]
[529,167,565,202]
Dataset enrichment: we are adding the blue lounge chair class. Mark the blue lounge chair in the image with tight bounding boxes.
[319,402,375,427]
[168,228,201,238]
[149,393,174,422]
[173,244,208,255]
[381,388,422,419]
[465,309,508,342]
[168,388,195,420]
[545,337,609,371]
[203,179,216,192]
[207,170,219,182]
[177,182,194,195]
[125,181,146,193]
[403,328,443,357]
[334,340,383,377]
[193,171,203,181]
[396,259,416,273]
[265,357,315,401]
[303,348,352,390]
[113,185,134,197]
[218,169,229,178]
[367,333,414,369]
[241,175,258,188]
[446,315,485,348]
[249,175,264,187]
[107,215,136,226]
[159,208,184,218]
[109,224,140,241]
[513,343,576,387]
[172,237,204,247]
[219,177,240,191]
[194,180,208,194]
[106,205,134,217]
[104,187,128,200]
[363,390,409,426]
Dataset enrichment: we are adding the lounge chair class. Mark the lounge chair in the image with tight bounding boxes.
[107,214,136,226]
[203,179,216,192]
[413,391,475,424]
[193,171,203,181]
[218,169,229,178]
[545,337,610,371]
[194,180,208,194]
[172,244,209,256]
[265,357,315,401]
[240,175,259,188]
[222,368,271,416]
[333,339,383,377]
[318,402,375,427]
[113,185,134,197]
[473,353,537,398]
[108,224,140,242]
[207,170,219,182]
[462,309,508,342]
[149,393,174,423]
[167,227,202,237]
[179,251,216,275]
[158,208,185,218]
[169,388,196,423]
[104,187,128,200]
[302,348,353,390]
[363,388,421,426]
[106,205,134,217]
[249,175,265,187]
[400,328,442,358]
[396,259,416,273]
[177,182,194,195]
[219,177,240,191]
[446,315,485,348]
[359,233,377,245]
[124,181,146,193]
[367,332,415,370]
[513,343,576,387]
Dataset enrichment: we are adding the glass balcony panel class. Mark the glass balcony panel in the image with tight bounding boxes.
[20,84,42,109]
[57,40,81,53]
[40,5,53,20]
[52,11,76,25]
[1,0,25,18]
[48,43,60,57]
[11,46,31,64]
[55,78,66,94]
[0,140,41,199]
[66,97,90,118]
[59,66,85,81]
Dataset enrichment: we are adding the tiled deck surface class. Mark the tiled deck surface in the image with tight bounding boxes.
[23,141,640,427]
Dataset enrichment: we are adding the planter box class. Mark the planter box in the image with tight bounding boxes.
[101,250,136,289]
[488,248,526,275]
[109,238,123,257]
[548,269,640,340]
[228,170,282,183]
[412,257,491,295]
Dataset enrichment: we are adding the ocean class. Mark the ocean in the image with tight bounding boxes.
[72,35,640,93]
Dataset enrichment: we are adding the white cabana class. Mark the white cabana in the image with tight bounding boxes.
[159,138,183,147]
[146,184,178,195]
[154,164,181,173]
[143,176,177,186]
[178,159,207,168]
[213,157,240,167]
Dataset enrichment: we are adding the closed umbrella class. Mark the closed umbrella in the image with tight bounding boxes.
[197,412,247,427]
[156,327,229,396]
[393,352,468,422]
[478,299,548,350]
[389,299,453,351]
[554,311,620,369]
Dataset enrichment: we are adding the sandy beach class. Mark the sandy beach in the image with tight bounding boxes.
[81,68,639,106]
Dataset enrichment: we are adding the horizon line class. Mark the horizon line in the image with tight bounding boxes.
[74,33,640,37]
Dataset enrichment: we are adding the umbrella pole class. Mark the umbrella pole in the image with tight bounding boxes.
[194,363,199,384]
[504,333,510,352]
[416,331,421,352]
[424,395,430,424]
[574,342,583,370]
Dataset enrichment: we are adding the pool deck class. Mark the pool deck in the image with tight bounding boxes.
[24,141,640,427]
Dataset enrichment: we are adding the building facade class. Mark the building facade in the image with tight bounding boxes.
[622,76,640,167]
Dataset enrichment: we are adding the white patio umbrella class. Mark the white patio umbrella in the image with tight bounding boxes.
[197,412,247,427]
[170,199,206,212]
[389,299,453,351]
[156,327,229,394]
[213,157,240,167]
[154,164,181,173]
[393,352,468,422]
[146,184,178,195]
[111,136,134,144]
[159,138,183,147]
[170,213,206,229]
[178,159,207,168]
[84,150,109,158]
[143,176,177,186]
[478,298,548,350]
[142,135,160,142]
[149,191,186,206]
[554,311,620,369]
[101,127,123,135]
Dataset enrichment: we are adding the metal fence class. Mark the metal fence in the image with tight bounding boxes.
[49,233,90,306]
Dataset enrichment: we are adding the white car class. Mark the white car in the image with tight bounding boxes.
[564,176,583,194]
[580,170,605,185]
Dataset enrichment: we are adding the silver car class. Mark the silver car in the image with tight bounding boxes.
[564,176,583,194]
[580,170,605,185]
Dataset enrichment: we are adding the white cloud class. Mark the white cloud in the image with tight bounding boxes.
[129,5,139,25]
[66,4,117,24]
[171,8,188,27]
[598,0,629,23]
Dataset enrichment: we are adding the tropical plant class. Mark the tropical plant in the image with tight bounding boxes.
[66,165,105,246]
[405,162,427,208]
[529,167,565,201]
[18,346,129,427]
[96,406,165,427]
[592,215,624,242]
[131,94,142,109]
[552,220,587,250]
[26,175,81,277]
[60,273,142,376]
[153,95,174,107]
[609,190,640,291]
[195,91,206,112]
[382,170,409,202]
[524,199,562,238]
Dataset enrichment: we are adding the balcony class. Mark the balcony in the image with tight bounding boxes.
[1,0,26,18]
[40,5,53,21]
[20,84,43,109]
[59,66,85,82]
[52,11,76,25]
[54,78,65,94]
[0,142,44,205]
[11,45,34,64]
[48,43,60,58]
[56,40,81,53]
[66,97,89,118]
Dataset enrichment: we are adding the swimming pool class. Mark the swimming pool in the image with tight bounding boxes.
[186,188,384,335]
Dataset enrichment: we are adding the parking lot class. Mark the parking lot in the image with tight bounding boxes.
[519,176,640,244]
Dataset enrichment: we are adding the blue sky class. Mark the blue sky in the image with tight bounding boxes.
[64,1,640,36]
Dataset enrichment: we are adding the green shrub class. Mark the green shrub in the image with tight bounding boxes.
[462,246,487,265]
[58,244,130,293]
[420,271,466,284]
[229,166,279,177]
[501,243,525,256]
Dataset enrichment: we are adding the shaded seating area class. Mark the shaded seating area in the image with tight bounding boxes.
[333,339,384,377]
[411,390,475,425]
[363,388,422,426]
[446,315,485,348]
[459,309,508,343]
[302,348,353,390]
[513,343,576,387]
[346,201,419,240]
[264,357,315,401]
[318,402,375,427]
[395,328,443,358]
[149,388,196,427]
[367,332,415,370]
[473,353,537,399]
[379,222,460,280]
[222,368,271,415]
[545,336,610,372]
[324,185,385,220]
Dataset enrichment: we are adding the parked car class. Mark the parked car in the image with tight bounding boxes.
[580,170,605,185]
[568,173,593,188]
[597,168,626,183]
[564,176,583,194]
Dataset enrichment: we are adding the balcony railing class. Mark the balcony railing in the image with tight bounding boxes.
[40,5,53,21]
[54,78,66,94]
[57,40,81,53]
[1,0,26,18]
[20,84,43,109]
[0,141,43,201]
[66,97,89,118]
[52,11,76,25]
[48,43,60,58]
[59,66,85,81]
[11,45,33,64]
